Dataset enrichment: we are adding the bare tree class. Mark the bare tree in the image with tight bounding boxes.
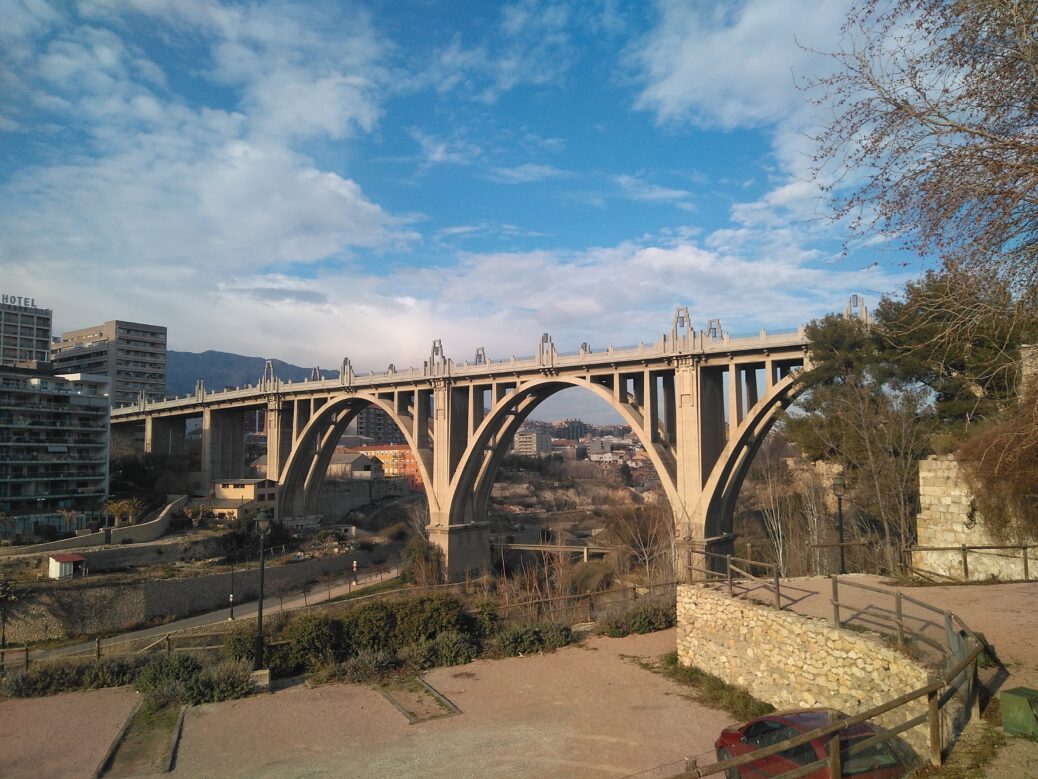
[0,510,12,541]
[0,575,16,648]
[604,505,675,585]
[812,0,1038,330]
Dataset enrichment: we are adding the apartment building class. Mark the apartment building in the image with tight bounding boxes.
[512,430,552,458]
[0,295,52,366]
[0,365,110,520]
[53,320,167,406]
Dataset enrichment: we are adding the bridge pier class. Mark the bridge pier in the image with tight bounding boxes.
[428,523,492,579]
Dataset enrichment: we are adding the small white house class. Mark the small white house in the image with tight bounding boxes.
[49,553,86,580]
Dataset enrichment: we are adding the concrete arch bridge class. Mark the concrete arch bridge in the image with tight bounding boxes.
[111,309,810,577]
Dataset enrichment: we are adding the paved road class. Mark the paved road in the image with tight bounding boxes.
[32,565,401,662]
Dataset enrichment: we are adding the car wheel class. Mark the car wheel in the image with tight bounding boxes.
[716,748,739,779]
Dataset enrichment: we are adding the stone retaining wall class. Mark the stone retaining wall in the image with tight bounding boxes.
[4,547,387,644]
[915,456,1035,581]
[677,586,936,754]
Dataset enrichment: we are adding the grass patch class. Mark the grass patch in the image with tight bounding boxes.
[909,698,1038,778]
[652,651,774,721]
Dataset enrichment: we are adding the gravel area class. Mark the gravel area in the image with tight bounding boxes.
[0,687,138,778]
[173,630,730,778]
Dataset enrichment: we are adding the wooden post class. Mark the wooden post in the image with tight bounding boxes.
[895,593,905,649]
[827,709,842,778]
[927,688,942,767]
[95,636,102,660]
[961,545,969,581]
[165,634,172,657]
[24,646,29,670]
[773,566,780,610]
[971,658,982,720]
[726,555,733,598]
[831,575,840,628]
[1023,547,1029,582]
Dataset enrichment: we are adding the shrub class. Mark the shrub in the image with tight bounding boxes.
[346,602,396,654]
[627,602,675,634]
[194,660,254,704]
[224,625,256,664]
[338,649,397,683]
[598,600,675,637]
[496,624,545,657]
[391,594,472,648]
[474,601,499,641]
[281,613,347,672]
[539,623,573,650]
[432,629,477,667]
[135,655,204,710]
[398,640,437,672]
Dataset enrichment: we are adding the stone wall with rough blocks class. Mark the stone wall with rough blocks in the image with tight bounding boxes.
[4,546,388,644]
[316,477,408,521]
[915,456,1035,581]
[677,586,940,755]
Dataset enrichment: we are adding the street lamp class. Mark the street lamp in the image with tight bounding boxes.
[832,474,847,575]
[253,510,273,671]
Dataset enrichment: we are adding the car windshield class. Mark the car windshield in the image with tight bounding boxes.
[841,737,902,776]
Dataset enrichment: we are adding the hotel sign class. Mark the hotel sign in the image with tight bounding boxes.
[1,294,44,311]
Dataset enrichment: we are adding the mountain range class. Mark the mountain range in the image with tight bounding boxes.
[166,350,337,395]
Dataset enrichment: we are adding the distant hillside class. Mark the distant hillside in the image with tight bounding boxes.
[166,350,337,395]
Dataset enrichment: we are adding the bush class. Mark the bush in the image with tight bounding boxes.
[598,600,675,637]
[496,624,545,657]
[398,640,437,672]
[224,625,256,664]
[539,623,573,650]
[474,601,499,641]
[0,656,153,698]
[135,655,253,710]
[281,613,347,673]
[390,594,472,648]
[431,629,477,666]
[627,602,675,634]
[346,602,396,654]
[338,649,397,683]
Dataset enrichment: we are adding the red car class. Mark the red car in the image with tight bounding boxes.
[714,709,913,778]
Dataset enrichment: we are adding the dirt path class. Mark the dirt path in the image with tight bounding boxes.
[173,630,730,778]
[0,687,138,778]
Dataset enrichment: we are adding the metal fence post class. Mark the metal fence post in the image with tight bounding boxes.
[895,593,905,649]
[773,566,780,610]
[831,575,840,628]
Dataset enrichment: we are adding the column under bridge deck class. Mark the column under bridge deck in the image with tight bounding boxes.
[112,309,809,578]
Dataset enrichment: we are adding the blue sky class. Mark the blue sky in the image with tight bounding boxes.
[0,1,924,421]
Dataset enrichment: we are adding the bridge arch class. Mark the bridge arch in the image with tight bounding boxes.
[690,373,802,539]
[442,376,682,529]
[277,392,436,520]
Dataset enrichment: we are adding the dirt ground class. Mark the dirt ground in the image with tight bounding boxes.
[0,687,138,778]
[173,630,730,778]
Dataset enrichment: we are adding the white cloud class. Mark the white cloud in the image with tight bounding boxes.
[631,0,850,129]
[616,174,696,211]
[487,163,571,184]
[409,128,482,168]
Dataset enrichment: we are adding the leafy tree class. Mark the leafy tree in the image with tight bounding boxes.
[786,314,936,571]
[873,270,1027,429]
